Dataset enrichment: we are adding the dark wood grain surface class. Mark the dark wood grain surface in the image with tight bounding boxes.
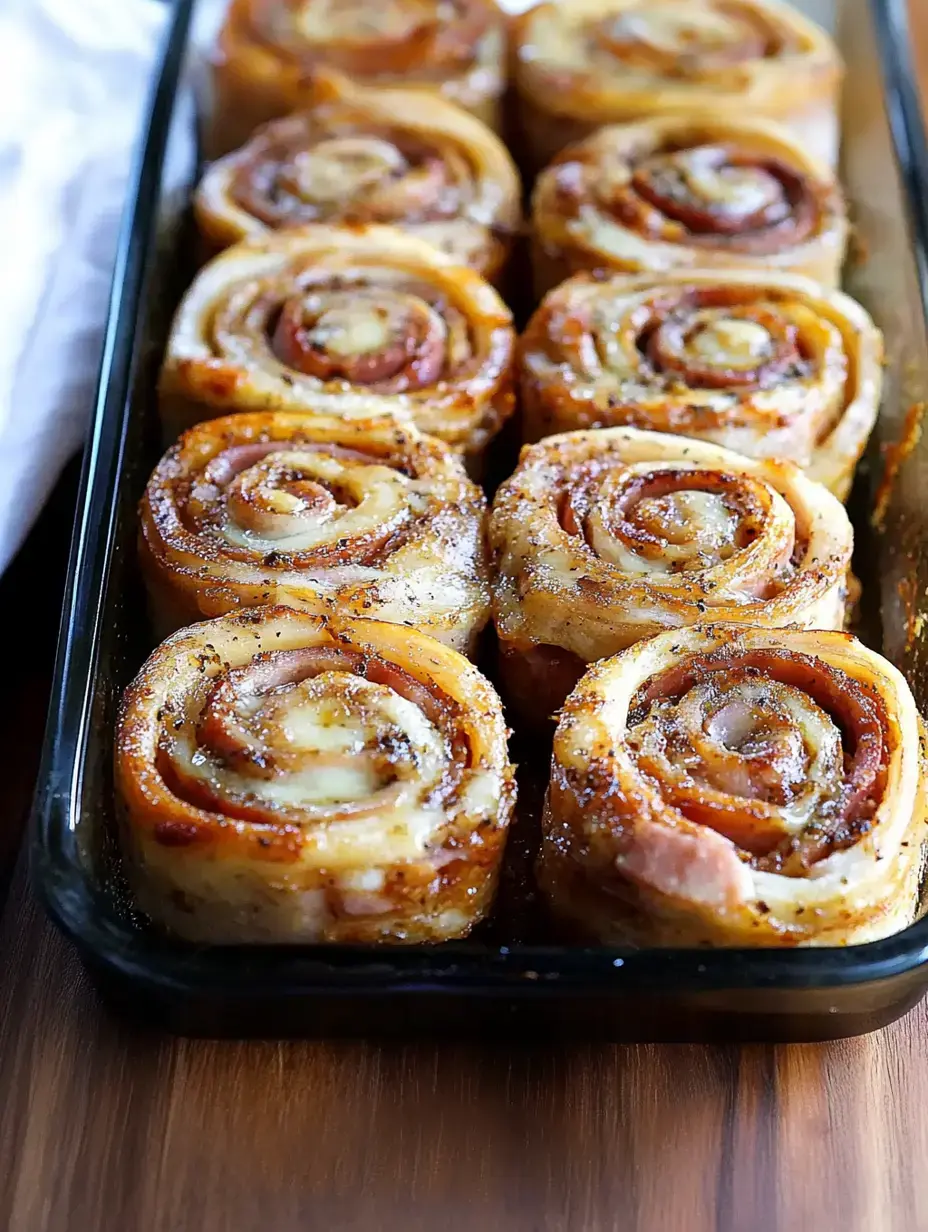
[4,827,928,1231]
[6,10,928,1231]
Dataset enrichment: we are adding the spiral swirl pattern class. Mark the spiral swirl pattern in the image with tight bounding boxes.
[140,412,490,652]
[209,0,506,156]
[491,428,853,723]
[159,226,516,459]
[540,625,928,947]
[511,0,841,173]
[116,607,515,943]
[531,116,846,295]
[519,270,882,499]
[194,84,521,281]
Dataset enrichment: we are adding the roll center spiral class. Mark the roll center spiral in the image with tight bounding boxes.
[626,649,887,865]
[228,126,461,229]
[289,138,408,203]
[640,302,802,389]
[688,680,826,799]
[270,288,446,388]
[187,441,413,558]
[562,465,775,575]
[226,460,343,538]
[633,145,793,234]
[159,646,464,821]
[627,490,740,552]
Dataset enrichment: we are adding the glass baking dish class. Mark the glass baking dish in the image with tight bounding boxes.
[28,0,928,1041]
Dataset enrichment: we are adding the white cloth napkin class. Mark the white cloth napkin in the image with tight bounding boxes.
[0,0,173,573]
[0,0,532,576]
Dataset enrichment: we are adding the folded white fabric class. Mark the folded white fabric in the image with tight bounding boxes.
[0,0,168,573]
[0,0,534,576]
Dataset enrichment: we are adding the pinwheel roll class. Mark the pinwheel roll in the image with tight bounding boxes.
[511,0,842,174]
[491,428,853,724]
[115,607,516,944]
[207,0,506,157]
[194,81,521,284]
[139,412,490,654]
[520,270,882,500]
[531,117,847,295]
[158,225,516,463]
[540,625,928,947]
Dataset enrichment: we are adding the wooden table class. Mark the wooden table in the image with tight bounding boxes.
[6,15,928,1232]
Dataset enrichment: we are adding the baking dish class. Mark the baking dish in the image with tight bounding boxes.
[29,0,928,1040]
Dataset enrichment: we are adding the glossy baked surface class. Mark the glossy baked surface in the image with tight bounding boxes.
[31,0,928,1036]
[116,607,515,944]
[530,115,848,293]
[511,0,841,170]
[491,427,853,722]
[541,624,928,947]
[519,269,882,498]
[139,412,490,652]
[195,78,521,282]
[159,224,516,458]
[207,0,506,154]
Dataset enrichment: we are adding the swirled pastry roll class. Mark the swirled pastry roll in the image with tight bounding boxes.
[540,625,928,947]
[490,428,853,724]
[116,607,516,944]
[158,225,516,462]
[519,270,881,500]
[139,412,490,654]
[194,81,521,284]
[511,0,841,174]
[207,0,506,157]
[531,117,847,295]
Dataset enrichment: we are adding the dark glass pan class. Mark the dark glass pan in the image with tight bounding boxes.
[28,0,928,1041]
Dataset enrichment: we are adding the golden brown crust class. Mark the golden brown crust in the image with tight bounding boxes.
[490,428,853,724]
[519,270,880,499]
[540,625,928,947]
[511,0,842,174]
[139,411,491,654]
[530,116,847,295]
[115,606,516,944]
[206,0,507,157]
[158,225,516,461]
[194,79,521,285]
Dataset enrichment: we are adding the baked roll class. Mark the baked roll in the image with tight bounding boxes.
[519,270,881,500]
[207,0,506,157]
[194,80,521,284]
[158,225,516,463]
[540,625,928,947]
[115,606,516,944]
[531,117,847,295]
[491,428,853,724]
[511,0,842,174]
[139,412,490,653]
